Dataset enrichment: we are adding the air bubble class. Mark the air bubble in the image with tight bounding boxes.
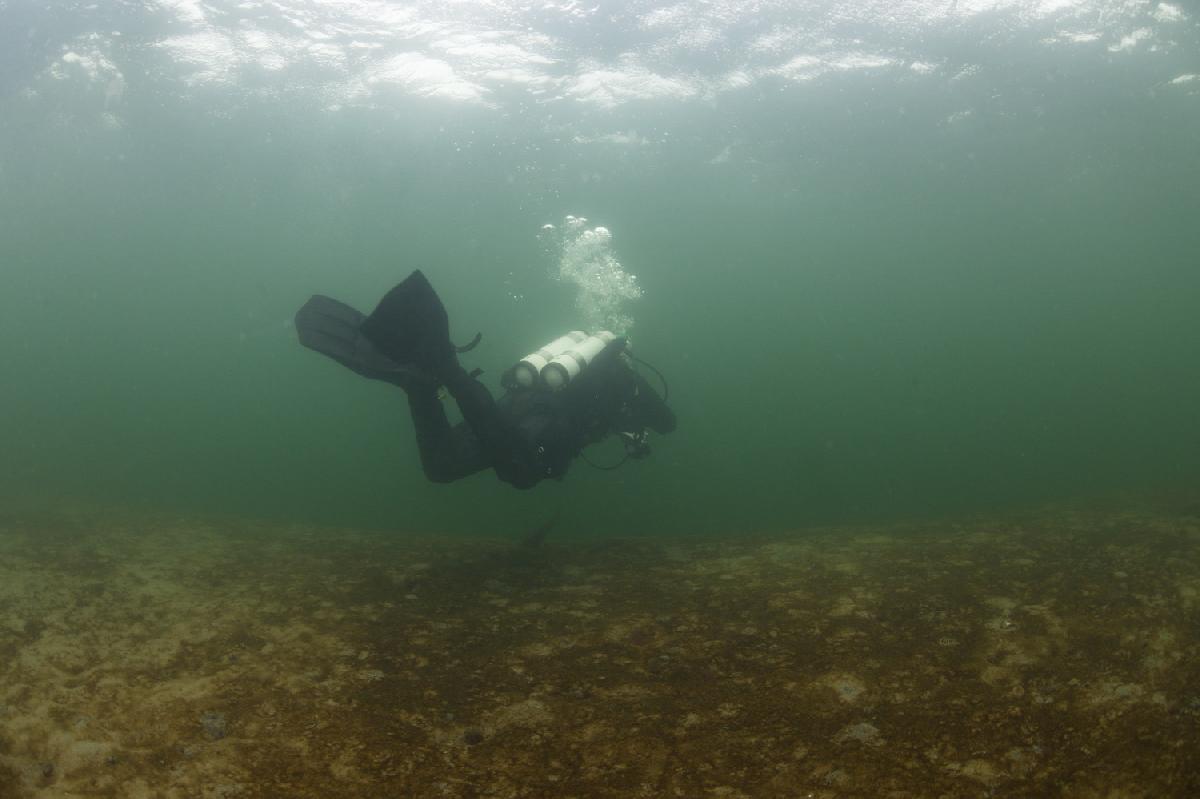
[542,215,642,335]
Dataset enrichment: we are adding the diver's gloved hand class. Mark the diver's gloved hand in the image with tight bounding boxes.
[360,269,458,376]
[294,294,437,391]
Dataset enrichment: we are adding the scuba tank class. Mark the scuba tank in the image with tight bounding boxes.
[511,331,587,387]
[541,331,616,390]
[507,330,618,390]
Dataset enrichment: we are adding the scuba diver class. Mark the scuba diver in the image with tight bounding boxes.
[294,270,676,489]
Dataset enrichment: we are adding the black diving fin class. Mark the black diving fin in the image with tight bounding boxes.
[294,294,434,389]
[359,269,457,374]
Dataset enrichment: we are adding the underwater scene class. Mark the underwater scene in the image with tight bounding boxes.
[1,0,1199,796]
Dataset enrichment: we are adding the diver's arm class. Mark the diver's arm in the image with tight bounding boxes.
[563,341,676,438]
[629,370,676,434]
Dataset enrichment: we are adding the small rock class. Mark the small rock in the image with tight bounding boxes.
[824,673,867,703]
[834,721,882,746]
[462,729,485,746]
[201,711,228,741]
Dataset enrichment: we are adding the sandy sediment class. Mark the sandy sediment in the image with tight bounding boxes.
[0,505,1198,798]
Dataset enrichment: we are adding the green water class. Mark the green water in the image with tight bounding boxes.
[1,1,1198,536]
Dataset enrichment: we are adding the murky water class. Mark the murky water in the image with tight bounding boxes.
[1,1,1198,795]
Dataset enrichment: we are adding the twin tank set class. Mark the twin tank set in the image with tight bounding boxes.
[510,331,617,391]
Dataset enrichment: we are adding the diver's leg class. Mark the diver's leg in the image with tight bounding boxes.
[438,367,543,489]
[405,387,489,483]
[354,270,543,487]
[297,282,497,483]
